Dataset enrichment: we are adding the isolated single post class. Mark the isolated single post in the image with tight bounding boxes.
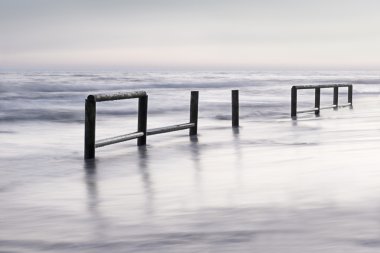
[137,95,148,146]
[348,85,353,107]
[232,90,239,127]
[84,95,96,159]
[314,87,321,116]
[333,87,339,110]
[291,86,297,118]
[189,91,199,135]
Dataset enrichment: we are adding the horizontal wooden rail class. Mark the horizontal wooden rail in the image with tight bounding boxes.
[293,84,352,90]
[96,132,144,148]
[338,103,352,108]
[91,91,147,102]
[319,105,338,110]
[147,123,195,136]
[297,108,319,113]
[291,84,353,119]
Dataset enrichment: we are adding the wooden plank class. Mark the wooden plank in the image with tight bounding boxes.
[92,91,147,102]
[297,108,319,113]
[338,103,352,108]
[95,132,144,148]
[147,123,195,136]
[320,105,337,110]
[294,84,352,90]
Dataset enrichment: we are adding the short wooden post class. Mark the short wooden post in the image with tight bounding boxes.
[232,90,239,127]
[314,87,320,115]
[348,85,353,106]
[189,91,199,136]
[85,95,96,159]
[291,86,297,118]
[137,95,148,146]
[333,87,339,110]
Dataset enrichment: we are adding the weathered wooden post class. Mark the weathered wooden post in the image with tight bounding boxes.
[232,90,239,127]
[348,85,353,106]
[314,87,321,115]
[291,86,297,118]
[189,91,199,136]
[333,87,339,110]
[137,95,148,146]
[85,95,96,159]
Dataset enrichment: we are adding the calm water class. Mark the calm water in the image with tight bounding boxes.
[1,71,380,252]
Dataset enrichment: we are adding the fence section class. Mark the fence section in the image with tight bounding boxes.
[146,91,199,136]
[291,84,353,118]
[84,91,148,159]
[84,91,200,159]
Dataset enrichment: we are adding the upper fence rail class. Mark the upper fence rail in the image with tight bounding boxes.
[89,91,147,102]
[291,84,353,118]
[292,84,353,90]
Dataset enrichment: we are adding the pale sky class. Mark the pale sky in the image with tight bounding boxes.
[1,0,380,70]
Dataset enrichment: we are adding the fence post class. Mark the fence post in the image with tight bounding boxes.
[315,87,321,115]
[84,95,96,159]
[348,85,353,107]
[137,95,148,146]
[333,87,339,110]
[189,91,199,136]
[232,90,239,127]
[291,86,297,118]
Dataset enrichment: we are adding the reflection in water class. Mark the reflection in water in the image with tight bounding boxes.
[232,127,243,187]
[190,135,201,172]
[189,135,203,204]
[84,159,98,213]
[83,159,107,240]
[232,127,241,153]
[138,146,155,215]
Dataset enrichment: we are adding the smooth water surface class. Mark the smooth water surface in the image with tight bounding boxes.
[1,71,380,252]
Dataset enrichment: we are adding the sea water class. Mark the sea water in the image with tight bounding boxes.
[1,71,380,252]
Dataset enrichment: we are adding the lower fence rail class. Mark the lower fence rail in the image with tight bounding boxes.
[95,132,144,148]
[147,123,195,136]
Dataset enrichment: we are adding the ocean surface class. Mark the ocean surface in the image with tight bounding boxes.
[1,71,380,252]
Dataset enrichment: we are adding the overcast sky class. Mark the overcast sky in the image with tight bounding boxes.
[1,0,380,70]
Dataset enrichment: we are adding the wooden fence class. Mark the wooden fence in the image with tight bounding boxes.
[85,90,239,159]
[291,84,353,118]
